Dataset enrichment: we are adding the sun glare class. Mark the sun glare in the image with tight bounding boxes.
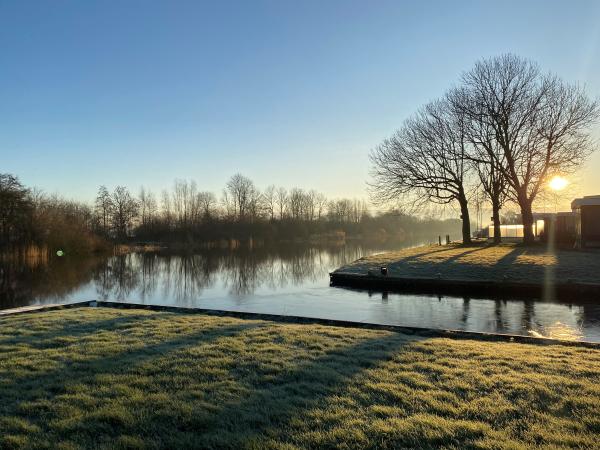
[549,176,568,191]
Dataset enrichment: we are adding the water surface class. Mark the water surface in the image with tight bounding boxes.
[2,241,599,342]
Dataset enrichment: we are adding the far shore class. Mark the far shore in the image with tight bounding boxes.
[331,242,600,298]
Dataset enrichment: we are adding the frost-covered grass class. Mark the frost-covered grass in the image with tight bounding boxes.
[335,242,600,285]
[1,307,599,449]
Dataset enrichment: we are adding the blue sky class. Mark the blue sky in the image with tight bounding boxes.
[1,0,600,202]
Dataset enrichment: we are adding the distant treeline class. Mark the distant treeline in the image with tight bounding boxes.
[0,174,107,255]
[0,172,461,254]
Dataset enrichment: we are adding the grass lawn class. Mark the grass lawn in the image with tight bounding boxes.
[334,242,600,285]
[1,308,599,449]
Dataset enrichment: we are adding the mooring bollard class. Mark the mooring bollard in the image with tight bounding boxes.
[380,266,388,276]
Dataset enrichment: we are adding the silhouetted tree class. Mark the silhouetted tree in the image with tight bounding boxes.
[197,191,217,220]
[225,174,258,222]
[95,185,113,237]
[0,174,33,246]
[289,188,305,220]
[172,179,198,228]
[370,99,473,243]
[276,187,288,220]
[111,186,139,241]
[263,185,277,221]
[449,88,509,242]
[139,187,157,228]
[160,189,173,231]
[314,192,328,220]
[460,54,599,243]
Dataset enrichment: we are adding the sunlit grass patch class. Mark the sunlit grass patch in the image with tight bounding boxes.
[339,242,600,284]
[0,307,599,449]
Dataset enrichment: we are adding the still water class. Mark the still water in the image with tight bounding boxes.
[2,241,599,342]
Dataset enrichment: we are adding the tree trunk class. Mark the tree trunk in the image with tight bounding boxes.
[518,194,535,244]
[458,196,472,244]
[492,199,501,244]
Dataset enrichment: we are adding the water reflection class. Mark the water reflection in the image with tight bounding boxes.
[0,254,104,309]
[91,245,366,302]
[1,242,599,342]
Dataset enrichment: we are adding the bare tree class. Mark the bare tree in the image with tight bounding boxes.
[314,192,328,220]
[449,88,509,242]
[246,187,264,222]
[172,179,201,228]
[111,186,139,241]
[95,185,113,236]
[197,191,217,220]
[288,188,305,220]
[160,189,173,230]
[306,190,319,221]
[275,187,288,220]
[370,99,473,243]
[0,174,32,246]
[139,187,157,228]
[221,189,235,220]
[460,54,599,243]
[472,145,508,243]
[263,185,277,221]
[352,199,370,223]
[327,199,350,223]
[225,174,257,221]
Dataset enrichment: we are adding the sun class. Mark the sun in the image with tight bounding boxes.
[549,176,568,191]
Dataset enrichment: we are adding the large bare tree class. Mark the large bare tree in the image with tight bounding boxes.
[449,88,509,243]
[460,54,599,243]
[471,137,508,243]
[370,99,473,243]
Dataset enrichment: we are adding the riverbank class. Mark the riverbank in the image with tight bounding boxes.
[1,307,599,448]
[331,242,600,297]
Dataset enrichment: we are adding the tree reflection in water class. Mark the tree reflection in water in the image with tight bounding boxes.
[91,244,369,301]
[95,254,141,301]
[0,253,103,309]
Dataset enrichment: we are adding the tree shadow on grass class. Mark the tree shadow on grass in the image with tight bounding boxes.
[393,246,459,264]
[493,247,526,271]
[0,312,159,349]
[165,332,426,448]
[434,245,489,266]
[393,243,489,267]
[0,319,266,409]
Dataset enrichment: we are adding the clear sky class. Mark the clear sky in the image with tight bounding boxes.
[1,0,600,204]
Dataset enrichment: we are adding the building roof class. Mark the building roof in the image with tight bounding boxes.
[571,195,600,209]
